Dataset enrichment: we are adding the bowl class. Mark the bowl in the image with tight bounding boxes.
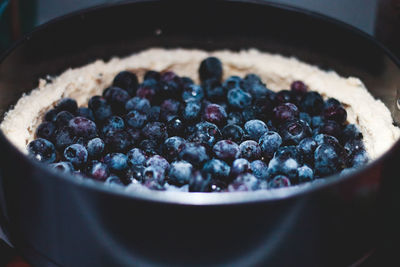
[0,1,399,266]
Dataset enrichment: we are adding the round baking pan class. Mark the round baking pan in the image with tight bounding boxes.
[0,0,399,266]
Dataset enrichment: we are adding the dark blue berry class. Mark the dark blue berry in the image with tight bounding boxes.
[136,79,158,103]
[279,119,312,145]
[344,139,365,156]
[143,166,166,184]
[349,150,368,167]
[69,116,97,139]
[104,153,128,173]
[275,90,292,104]
[88,96,112,122]
[139,139,161,157]
[147,106,161,122]
[227,111,244,126]
[291,80,307,94]
[182,100,201,122]
[213,140,240,162]
[223,76,242,90]
[125,110,147,129]
[179,143,209,166]
[77,107,95,121]
[202,159,230,182]
[274,145,301,162]
[126,128,141,146]
[44,108,58,122]
[50,161,74,173]
[54,126,76,151]
[297,137,317,165]
[299,112,311,125]
[125,97,151,113]
[322,98,347,124]
[190,121,221,148]
[163,136,186,162]
[203,103,227,126]
[104,130,131,152]
[167,117,185,137]
[146,155,170,172]
[230,158,251,178]
[221,124,244,143]
[64,144,88,168]
[182,84,204,103]
[314,144,344,177]
[272,103,299,124]
[227,88,252,109]
[55,98,78,114]
[113,71,139,96]
[189,171,211,192]
[86,137,105,158]
[202,79,225,102]
[250,160,268,180]
[103,86,130,114]
[28,138,56,163]
[268,175,291,189]
[181,77,194,86]
[311,116,324,129]
[340,124,363,144]
[86,160,109,181]
[244,120,268,141]
[160,99,181,122]
[55,111,74,128]
[144,70,161,81]
[267,156,299,180]
[199,57,223,82]
[259,131,282,159]
[239,140,261,160]
[128,165,146,182]
[297,165,314,183]
[101,116,124,135]
[241,74,263,92]
[168,161,193,186]
[319,120,342,138]
[299,92,324,115]
[35,121,56,141]
[142,122,168,142]
[126,148,147,167]
[159,72,182,100]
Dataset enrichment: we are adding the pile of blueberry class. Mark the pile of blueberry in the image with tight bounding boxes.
[27,57,368,192]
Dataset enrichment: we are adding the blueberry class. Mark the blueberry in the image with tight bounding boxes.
[244,120,268,141]
[199,57,223,82]
[54,111,74,128]
[182,84,204,103]
[69,116,97,139]
[202,79,225,102]
[101,116,124,135]
[139,139,161,157]
[64,144,88,168]
[86,160,109,181]
[253,98,274,121]
[189,171,211,192]
[230,158,251,178]
[267,157,299,180]
[268,175,291,189]
[125,97,151,113]
[104,130,131,152]
[227,88,252,109]
[241,74,263,92]
[168,161,193,186]
[227,111,244,126]
[297,165,314,183]
[221,124,244,143]
[104,153,128,173]
[136,79,158,103]
[128,165,146,182]
[44,108,58,122]
[147,106,161,122]
[314,133,340,146]
[319,120,342,138]
[202,159,231,182]
[239,140,261,160]
[228,173,259,191]
[35,121,56,141]
[54,126,76,151]
[167,117,185,137]
[125,110,147,129]
[160,99,181,122]
[103,86,130,114]
[126,148,147,167]
[311,116,324,129]
[88,96,112,122]
[322,98,347,124]
[182,100,201,122]
[250,160,268,180]
[274,145,301,162]
[297,137,317,165]
[50,161,74,173]
[181,76,194,87]
[105,175,124,186]
[299,92,324,115]
[291,80,307,94]
[143,166,166,184]
[77,107,95,121]
[314,144,344,177]
[202,104,226,127]
[86,137,105,158]
[259,131,282,159]
[223,76,242,90]
[344,139,365,156]
[213,140,240,162]
[272,103,299,124]
[126,128,141,146]
[340,124,363,144]
[349,150,368,167]
[163,136,186,162]
[246,82,271,99]
[27,138,56,163]
[112,71,139,96]
[142,122,168,142]
[275,90,292,104]
[146,155,170,172]
[159,72,182,100]
[190,121,221,148]
[179,143,209,166]
[55,98,78,114]
[279,119,312,145]
[299,112,311,125]
[144,70,161,81]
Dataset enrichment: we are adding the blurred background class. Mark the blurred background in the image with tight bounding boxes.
[0,0,399,57]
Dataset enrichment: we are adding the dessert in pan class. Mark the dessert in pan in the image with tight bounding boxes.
[1,48,399,192]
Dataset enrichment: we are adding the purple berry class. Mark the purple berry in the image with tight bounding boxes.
[272,103,299,124]
[203,103,227,126]
[69,116,97,139]
[291,80,307,94]
[86,160,109,181]
[142,122,168,142]
[268,175,291,189]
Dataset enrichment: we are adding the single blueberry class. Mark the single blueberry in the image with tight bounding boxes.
[275,90,293,104]
[112,71,139,96]
[259,131,282,159]
[163,136,186,162]
[55,111,74,128]
[55,98,78,114]
[213,140,240,162]
[202,159,231,182]
[168,161,193,186]
[250,160,268,180]
[35,121,56,141]
[322,98,347,124]
[340,124,363,144]
[104,153,128,173]
[349,150,368,167]
[244,120,268,141]
[77,107,95,121]
[103,130,131,152]
[139,139,161,157]
[182,84,204,103]
[311,116,324,129]
[160,99,181,122]
[64,144,88,168]
[167,117,185,137]
[267,157,299,180]
[142,122,168,143]
[144,70,161,81]
[147,106,161,122]
[319,120,342,138]
[143,166,166,184]
[239,140,261,160]
[227,111,244,126]
[314,144,344,177]
[88,96,112,122]
[146,155,170,172]
[86,160,110,181]
[221,124,244,143]
[272,103,299,124]
[54,126,76,151]
[136,79,159,103]
[230,158,251,178]
[199,57,223,82]
[299,92,324,115]
[125,110,147,129]
[86,137,105,158]
[203,103,227,126]
[125,97,151,114]
[344,139,365,156]
[241,74,263,92]
[182,100,201,122]
[190,121,221,148]
[179,143,209,166]
[69,116,97,139]
[222,76,242,91]
[297,165,314,183]
[126,148,147,167]
[268,175,291,189]
[27,138,56,163]
[202,79,225,102]
[44,108,58,122]
[227,88,252,110]
[279,119,312,145]
[101,116,124,135]
[297,137,317,165]
[291,80,307,94]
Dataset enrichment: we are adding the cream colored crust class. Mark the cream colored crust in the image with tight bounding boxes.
[1,48,399,159]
